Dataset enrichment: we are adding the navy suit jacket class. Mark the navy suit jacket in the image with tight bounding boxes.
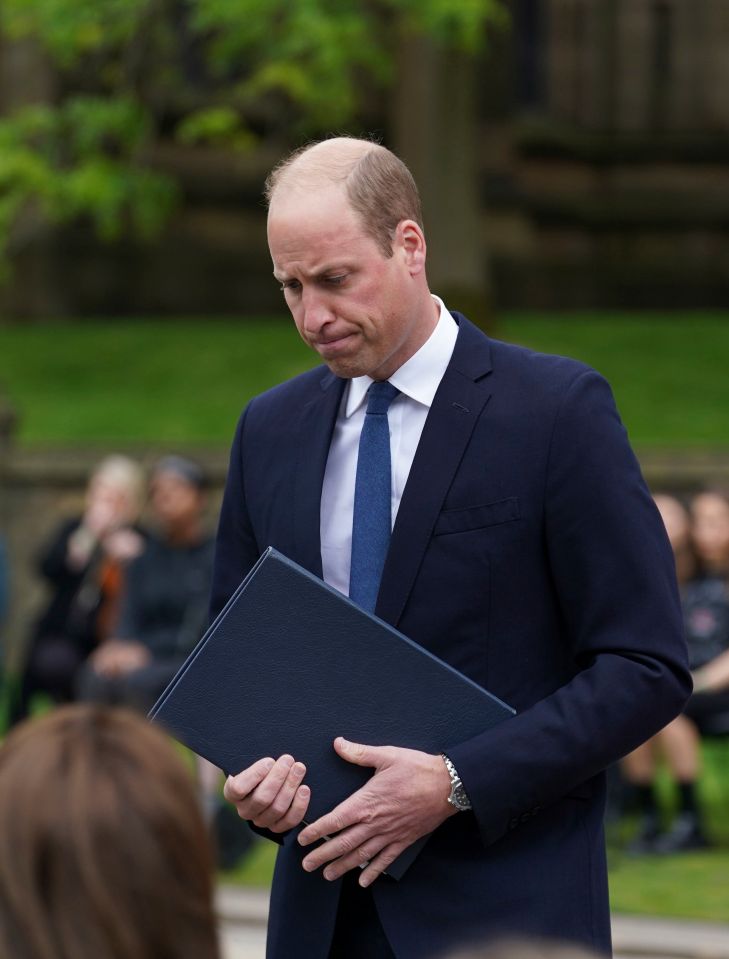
[211,314,690,959]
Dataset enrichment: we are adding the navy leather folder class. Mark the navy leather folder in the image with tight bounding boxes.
[150,547,514,878]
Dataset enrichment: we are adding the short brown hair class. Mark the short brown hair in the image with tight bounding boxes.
[445,939,603,959]
[265,137,423,257]
[0,705,220,959]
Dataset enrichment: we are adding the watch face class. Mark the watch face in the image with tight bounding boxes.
[454,788,470,810]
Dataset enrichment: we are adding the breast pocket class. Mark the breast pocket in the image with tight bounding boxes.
[434,496,520,536]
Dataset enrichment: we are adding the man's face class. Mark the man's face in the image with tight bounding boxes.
[268,183,433,381]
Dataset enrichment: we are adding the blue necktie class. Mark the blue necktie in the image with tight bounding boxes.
[349,381,400,612]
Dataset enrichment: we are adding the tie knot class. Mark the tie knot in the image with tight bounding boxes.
[365,380,399,416]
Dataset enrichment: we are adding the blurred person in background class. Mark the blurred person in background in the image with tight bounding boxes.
[76,455,251,867]
[10,455,146,725]
[691,489,729,578]
[0,535,8,682]
[78,455,214,712]
[0,703,220,959]
[622,491,729,854]
[0,536,8,628]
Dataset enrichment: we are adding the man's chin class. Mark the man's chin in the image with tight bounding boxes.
[322,357,367,379]
[317,349,372,380]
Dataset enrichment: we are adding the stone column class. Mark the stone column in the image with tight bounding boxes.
[546,0,586,124]
[703,0,729,129]
[392,30,492,325]
[615,0,652,132]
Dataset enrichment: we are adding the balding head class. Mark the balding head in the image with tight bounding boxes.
[265,137,423,258]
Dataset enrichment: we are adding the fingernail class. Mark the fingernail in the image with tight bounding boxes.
[324,869,334,881]
[293,762,306,775]
[280,755,294,769]
[263,758,275,771]
[302,859,315,872]
[359,876,371,888]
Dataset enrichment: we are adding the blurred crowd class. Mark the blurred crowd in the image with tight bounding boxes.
[0,453,253,872]
[619,489,729,854]
[11,453,213,721]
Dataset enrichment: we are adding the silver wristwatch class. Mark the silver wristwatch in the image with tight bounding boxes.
[441,754,472,811]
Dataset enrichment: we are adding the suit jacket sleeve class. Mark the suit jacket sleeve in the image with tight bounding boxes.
[446,368,691,846]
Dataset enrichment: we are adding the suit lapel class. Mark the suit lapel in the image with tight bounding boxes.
[376,316,494,626]
[291,370,346,578]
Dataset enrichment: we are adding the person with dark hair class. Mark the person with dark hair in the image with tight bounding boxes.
[78,455,214,712]
[0,703,221,959]
[214,137,690,959]
[78,454,253,870]
[0,536,8,630]
[0,537,8,630]
[682,490,729,731]
[443,939,603,959]
[622,491,729,853]
[0,535,8,684]
[11,455,146,724]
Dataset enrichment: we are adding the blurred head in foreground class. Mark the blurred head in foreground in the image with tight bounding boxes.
[0,704,220,959]
[444,938,604,959]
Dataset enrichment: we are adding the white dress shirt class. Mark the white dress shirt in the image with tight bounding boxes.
[320,296,458,596]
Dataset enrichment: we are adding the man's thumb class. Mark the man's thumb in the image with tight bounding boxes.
[334,737,382,767]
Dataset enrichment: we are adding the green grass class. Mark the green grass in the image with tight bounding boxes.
[0,312,727,446]
[608,848,729,921]
[0,318,318,445]
[607,738,729,922]
[222,837,276,887]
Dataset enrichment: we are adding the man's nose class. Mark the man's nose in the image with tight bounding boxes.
[301,289,334,335]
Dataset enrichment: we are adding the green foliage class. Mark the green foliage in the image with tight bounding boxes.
[1,0,150,67]
[0,0,506,279]
[0,96,177,265]
[176,106,255,150]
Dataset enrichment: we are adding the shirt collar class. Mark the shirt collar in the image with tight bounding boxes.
[344,296,458,417]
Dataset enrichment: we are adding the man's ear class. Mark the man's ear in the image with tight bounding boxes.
[395,219,427,276]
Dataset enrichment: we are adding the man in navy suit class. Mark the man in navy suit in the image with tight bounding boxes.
[214,138,690,959]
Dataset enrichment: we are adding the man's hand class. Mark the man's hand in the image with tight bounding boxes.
[298,737,456,887]
[223,755,310,833]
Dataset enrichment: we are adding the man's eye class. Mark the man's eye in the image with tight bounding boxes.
[325,274,347,286]
[280,280,301,293]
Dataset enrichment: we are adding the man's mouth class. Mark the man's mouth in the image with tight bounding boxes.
[314,333,356,353]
